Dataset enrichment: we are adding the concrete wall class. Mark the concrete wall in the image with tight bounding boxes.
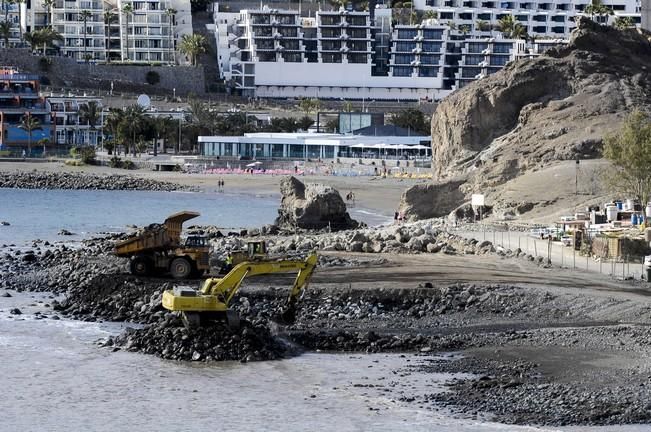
[0,49,206,96]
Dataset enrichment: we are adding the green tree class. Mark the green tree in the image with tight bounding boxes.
[122,104,146,156]
[476,19,491,32]
[584,0,613,22]
[389,108,429,135]
[297,116,314,131]
[602,110,651,204]
[613,16,634,29]
[0,21,11,47]
[19,113,42,157]
[422,10,437,22]
[165,7,177,64]
[79,100,101,146]
[121,3,133,61]
[179,33,208,66]
[299,98,322,116]
[79,10,92,62]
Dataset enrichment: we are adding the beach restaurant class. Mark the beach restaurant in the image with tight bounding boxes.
[198,132,431,160]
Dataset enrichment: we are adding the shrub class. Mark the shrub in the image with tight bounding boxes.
[122,160,135,170]
[70,146,96,164]
[109,155,122,168]
[145,70,160,85]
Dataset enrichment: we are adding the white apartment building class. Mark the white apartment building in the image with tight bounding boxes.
[21,0,191,63]
[215,5,564,101]
[413,0,641,37]
[0,1,23,47]
[49,95,104,146]
[217,6,458,101]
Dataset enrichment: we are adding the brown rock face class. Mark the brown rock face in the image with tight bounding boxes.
[275,176,359,230]
[430,19,651,188]
[398,180,466,221]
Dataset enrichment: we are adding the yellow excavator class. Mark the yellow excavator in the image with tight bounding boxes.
[162,253,318,329]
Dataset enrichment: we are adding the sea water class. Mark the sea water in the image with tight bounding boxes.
[0,188,389,247]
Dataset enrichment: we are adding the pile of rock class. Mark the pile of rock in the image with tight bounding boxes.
[0,172,195,191]
[107,315,288,362]
[275,176,358,231]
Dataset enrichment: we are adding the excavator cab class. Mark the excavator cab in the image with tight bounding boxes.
[247,241,267,258]
[185,236,207,248]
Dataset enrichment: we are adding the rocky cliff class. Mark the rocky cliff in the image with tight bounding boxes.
[431,18,651,187]
[275,176,359,231]
[400,19,651,221]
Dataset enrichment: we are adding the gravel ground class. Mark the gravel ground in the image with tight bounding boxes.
[2,230,651,426]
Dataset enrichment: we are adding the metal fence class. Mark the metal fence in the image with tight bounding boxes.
[454,226,649,281]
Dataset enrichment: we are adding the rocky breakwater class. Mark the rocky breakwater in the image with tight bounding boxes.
[275,176,359,231]
[0,171,196,191]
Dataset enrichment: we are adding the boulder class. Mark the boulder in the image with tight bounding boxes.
[397,180,466,221]
[275,176,359,231]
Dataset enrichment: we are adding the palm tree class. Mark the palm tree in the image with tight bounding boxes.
[497,15,516,37]
[0,21,11,47]
[103,10,115,63]
[42,0,54,29]
[164,8,176,64]
[121,3,133,61]
[179,33,207,66]
[79,101,100,145]
[105,107,126,154]
[584,0,613,22]
[613,15,634,29]
[23,30,43,51]
[476,19,491,32]
[123,104,146,156]
[422,9,437,22]
[19,113,42,157]
[79,10,92,62]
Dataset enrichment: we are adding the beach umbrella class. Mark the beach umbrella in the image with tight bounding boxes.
[245,162,257,167]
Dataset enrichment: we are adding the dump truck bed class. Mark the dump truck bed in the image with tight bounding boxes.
[114,227,175,256]
[114,211,201,257]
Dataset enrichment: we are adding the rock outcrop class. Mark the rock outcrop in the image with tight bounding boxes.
[275,176,358,231]
[430,18,651,189]
[397,180,466,221]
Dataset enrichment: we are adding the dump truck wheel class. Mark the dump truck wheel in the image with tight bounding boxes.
[170,257,192,279]
[130,256,151,276]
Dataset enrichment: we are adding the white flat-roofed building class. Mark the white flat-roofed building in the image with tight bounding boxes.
[214,4,572,100]
[414,0,641,37]
[49,95,104,146]
[199,132,431,160]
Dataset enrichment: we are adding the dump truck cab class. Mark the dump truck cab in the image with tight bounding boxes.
[114,211,211,279]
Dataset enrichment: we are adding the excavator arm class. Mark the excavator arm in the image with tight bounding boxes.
[161,253,318,325]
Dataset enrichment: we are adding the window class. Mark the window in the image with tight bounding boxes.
[467,42,488,53]
[422,29,444,39]
[272,144,284,158]
[464,54,484,65]
[418,67,438,77]
[283,53,302,62]
[321,41,340,50]
[322,53,342,63]
[348,17,366,26]
[397,29,417,39]
[394,54,415,64]
[281,40,300,50]
[422,42,442,52]
[256,39,274,49]
[461,67,481,77]
[349,29,366,38]
[279,28,297,37]
[348,53,367,63]
[349,41,367,51]
[489,55,509,65]
[493,43,511,53]
[395,41,416,51]
[321,28,340,38]
[256,27,272,36]
[392,66,412,76]
[420,54,440,64]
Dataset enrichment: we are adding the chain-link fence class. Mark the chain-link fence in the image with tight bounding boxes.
[454,225,650,281]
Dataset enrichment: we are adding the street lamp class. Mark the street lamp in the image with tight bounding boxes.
[173,87,176,99]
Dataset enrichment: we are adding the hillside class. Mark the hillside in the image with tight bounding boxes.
[400,18,651,221]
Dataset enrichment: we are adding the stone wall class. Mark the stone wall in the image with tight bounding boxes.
[0,49,206,96]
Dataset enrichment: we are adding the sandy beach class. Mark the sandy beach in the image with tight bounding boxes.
[0,160,422,218]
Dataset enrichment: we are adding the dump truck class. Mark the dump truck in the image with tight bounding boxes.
[114,211,210,279]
